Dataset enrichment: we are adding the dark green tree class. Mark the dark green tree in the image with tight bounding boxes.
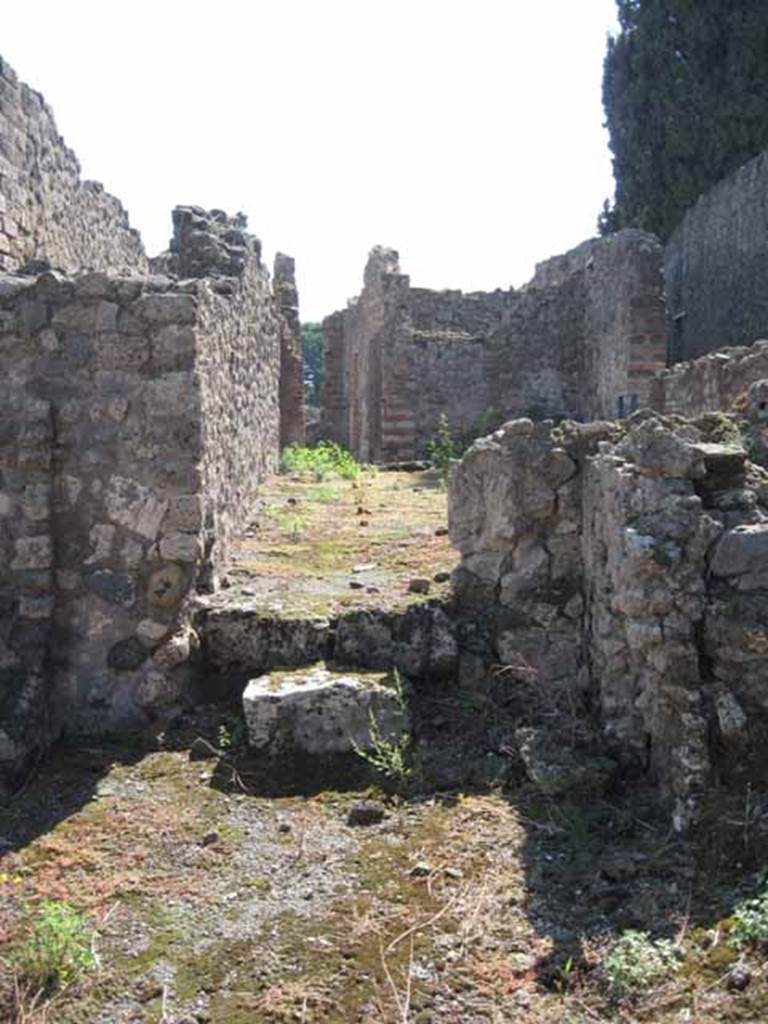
[601,1,768,241]
[301,322,324,406]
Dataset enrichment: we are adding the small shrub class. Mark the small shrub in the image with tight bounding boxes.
[280,442,360,481]
[11,899,96,993]
[427,414,461,481]
[352,670,411,785]
[217,716,246,752]
[603,929,679,996]
[428,408,502,481]
[731,882,768,948]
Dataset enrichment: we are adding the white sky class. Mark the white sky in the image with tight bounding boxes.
[3,0,618,321]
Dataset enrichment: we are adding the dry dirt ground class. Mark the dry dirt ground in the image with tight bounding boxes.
[226,468,453,616]
[1,469,767,1023]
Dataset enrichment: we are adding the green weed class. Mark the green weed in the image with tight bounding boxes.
[427,408,502,481]
[731,879,768,948]
[10,899,96,993]
[306,484,341,503]
[280,442,361,481]
[603,929,679,996]
[427,414,461,481]
[352,670,412,786]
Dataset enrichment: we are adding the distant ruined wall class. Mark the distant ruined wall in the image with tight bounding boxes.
[649,339,768,418]
[449,412,768,828]
[0,57,146,274]
[320,310,348,448]
[665,149,768,363]
[321,231,666,461]
[273,253,306,449]
[0,207,287,789]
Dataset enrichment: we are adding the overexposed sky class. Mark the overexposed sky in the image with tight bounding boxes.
[3,0,618,320]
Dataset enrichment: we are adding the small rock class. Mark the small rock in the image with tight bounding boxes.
[200,830,219,847]
[353,563,377,573]
[433,571,451,584]
[366,586,381,594]
[278,821,291,834]
[434,526,449,536]
[514,988,532,1008]
[189,736,217,761]
[349,579,365,589]
[409,861,432,877]
[444,866,464,880]
[346,801,387,827]
[135,980,164,1003]
[726,964,752,991]
[408,578,431,595]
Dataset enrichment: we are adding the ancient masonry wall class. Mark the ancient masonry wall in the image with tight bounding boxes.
[321,231,666,462]
[649,339,768,418]
[665,148,768,364]
[273,253,306,449]
[0,57,146,274]
[0,208,287,789]
[449,412,768,828]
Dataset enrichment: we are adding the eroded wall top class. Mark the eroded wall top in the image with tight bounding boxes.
[0,56,147,274]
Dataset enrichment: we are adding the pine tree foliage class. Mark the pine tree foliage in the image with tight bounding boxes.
[601,1,768,241]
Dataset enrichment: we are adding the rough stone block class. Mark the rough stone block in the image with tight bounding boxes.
[158,531,202,563]
[105,475,168,539]
[242,664,408,757]
[11,535,52,570]
[710,524,768,587]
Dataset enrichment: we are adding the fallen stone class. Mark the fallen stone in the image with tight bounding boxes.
[409,862,432,877]
[346,800,387,827]
[189,737,217,761]
[726,964,752,991]
[242,664,408,757]
[715,690,748,740]
[408,578,431,595]
[433,570,451,583]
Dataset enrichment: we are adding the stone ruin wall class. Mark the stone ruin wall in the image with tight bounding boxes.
[449,410,768,828]
[665,148,768,364]
[0,210,287,785]
[0,57,146,275]
[0,56,305,790]
[649,339,768,418]
[320,230,666,461]
[273,253,306,449]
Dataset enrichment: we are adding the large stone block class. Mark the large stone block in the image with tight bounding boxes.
[242,664,408,757]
